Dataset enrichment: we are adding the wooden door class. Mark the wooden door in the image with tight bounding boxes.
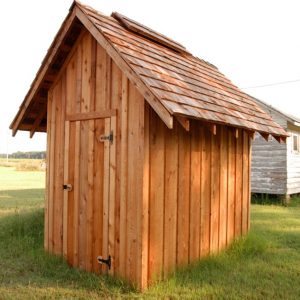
[63,115,116,274]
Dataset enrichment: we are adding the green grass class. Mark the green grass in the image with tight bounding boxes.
[0,162,300,299]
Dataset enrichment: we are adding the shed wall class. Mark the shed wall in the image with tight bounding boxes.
[45,30,145,286]
[144,109,251,282]
[45,29,252,289]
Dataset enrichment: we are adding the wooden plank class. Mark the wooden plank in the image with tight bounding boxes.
[108,116,116,274]
[110,62,122,276]
[73,121,81,267]
[111,12,188,54]
[176,115,190,131]
[141,103,150,289]
[210,126,220,253]
[135,96,145,290]
[76,41,82,113]
[44,91,53,251]
[48,90,56,253]
[163,120,178,277]
[177,123,191,265]
[242,131,249,235]
[30,105,47,138]
[92,119,105,272]
[66,110,117,121]
[189,121,201,261]
[65,46,77,265]
[102,117,111,274]
[86,119,95,271]
[66,50,77,114]
[63,121,70,258]
[81,33,92,113]
[260,132,270,141]
[53,80,63,255]
[75,7,173,129]
[78,118,88,269]
[67,121,76,265]
[219,126,228,249]
[119,74,128,278]
[248,135,252,230]
[149,110,165,281]
[200,127,211,256]
[90,37,97,111]
[227,130,236,244]
[126,83,144,285]
[235,129,243,237]
[95,44,110,111]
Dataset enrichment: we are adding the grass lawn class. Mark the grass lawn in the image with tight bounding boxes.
[0,161,300,299]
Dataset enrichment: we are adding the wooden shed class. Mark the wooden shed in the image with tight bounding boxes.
[10,1,287,289]
[251,97,300,200]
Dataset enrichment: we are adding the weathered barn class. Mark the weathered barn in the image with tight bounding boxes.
[10,1,287,289]
[251,97,300,200]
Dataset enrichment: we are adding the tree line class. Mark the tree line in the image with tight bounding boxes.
[0,151,46,159]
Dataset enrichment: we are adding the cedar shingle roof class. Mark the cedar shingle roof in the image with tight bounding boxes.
[10,1,288,138]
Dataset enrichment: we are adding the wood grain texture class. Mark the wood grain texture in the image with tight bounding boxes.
[200,127,211,257]
[210,126,220,253]
[149,110,165,281]
[43,30,253,289]
[219,127,228,249]
[163,121,178,276]
[189,121,201,261]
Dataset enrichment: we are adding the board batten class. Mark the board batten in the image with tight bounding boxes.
[235,129,243,237]
[163,121,178,276]
[177,124,191,266]
[53,79,65,255]
[149,109,165,281]
[189,121,201,261]
[200,127,211,256]
[219,127,228,249]
[126,82,144,285]
[45,91,53,251]
[286,126,300,194]
[251,134,287,194]
[227,131,235,244]
[210,127,220,253]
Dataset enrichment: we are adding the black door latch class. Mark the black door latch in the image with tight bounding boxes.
[97,255,111,270]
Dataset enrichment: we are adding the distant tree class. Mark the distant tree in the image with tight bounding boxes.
[1,151,47,159]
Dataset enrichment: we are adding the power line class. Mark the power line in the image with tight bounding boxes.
[242,79,300,89]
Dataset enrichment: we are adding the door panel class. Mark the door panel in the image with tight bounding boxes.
[63,116,115,273]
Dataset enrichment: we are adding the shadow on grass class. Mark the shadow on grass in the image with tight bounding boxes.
[0,209,134,297]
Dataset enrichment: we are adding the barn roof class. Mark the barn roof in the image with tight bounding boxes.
[10,0,288,140]
[251,96,300,127]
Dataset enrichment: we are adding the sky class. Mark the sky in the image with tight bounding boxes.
[0,0,300,154]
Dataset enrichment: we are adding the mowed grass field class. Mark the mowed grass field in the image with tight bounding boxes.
[0,160,300,299]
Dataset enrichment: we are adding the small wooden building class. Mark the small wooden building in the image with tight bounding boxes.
[251,97,300,199]
[10,1,287,289]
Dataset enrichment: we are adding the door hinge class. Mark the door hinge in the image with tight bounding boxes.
[97,255,111,270]
[98,131,113,144]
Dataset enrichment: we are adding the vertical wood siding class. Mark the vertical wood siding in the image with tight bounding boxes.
[45,30,144,287]
[45,30,251,289]
[143,110,251,282]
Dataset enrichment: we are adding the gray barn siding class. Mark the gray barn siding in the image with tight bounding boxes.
[286,126,300,194]
[251,134,287,194]
[251,99,300,196]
